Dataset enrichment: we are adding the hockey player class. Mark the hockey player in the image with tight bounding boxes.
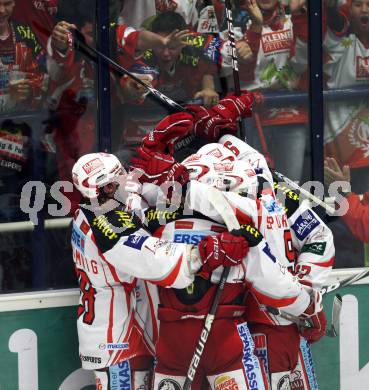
[188,98,334,388]
[130,140,327,389]
[70,152,250,390]
[126,167,320,389]
[188,137,334,389]
[130,92,333,389]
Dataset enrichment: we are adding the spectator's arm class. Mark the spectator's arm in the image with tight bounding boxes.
[244,0,263,33]
[342,192,369,243]
[194,74,219,107]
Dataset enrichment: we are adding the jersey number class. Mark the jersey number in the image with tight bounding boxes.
[76,269,96,325]
[284,229,295,263]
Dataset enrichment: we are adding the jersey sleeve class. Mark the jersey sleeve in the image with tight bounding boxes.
[288,200,335,289]
[116,23,141,60]
[86,209,201,289]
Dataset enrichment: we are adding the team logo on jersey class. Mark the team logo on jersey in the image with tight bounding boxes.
[124,235,148,250]
[261,29,293,54]
[301,242,326,256]
[157,378,181,390]
[214,374,239,390]
[173,230,211,245]
[291,210,320,241]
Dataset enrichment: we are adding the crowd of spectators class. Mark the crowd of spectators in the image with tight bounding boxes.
[0,0,368,292]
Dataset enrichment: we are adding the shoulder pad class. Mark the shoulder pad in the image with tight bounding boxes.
[273,182,300,217]
[84,208,141,252]
[232,224,263,247]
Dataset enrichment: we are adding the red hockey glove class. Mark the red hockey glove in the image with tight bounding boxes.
[130,147,189,186]
[186,91,254,141]
[186,104,237,141]
[299,290,327,343]
[142,112,194,154]
[213,91,254,120]
[198,232,249,274]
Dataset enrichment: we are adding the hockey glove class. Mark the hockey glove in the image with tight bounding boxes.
[186,91,254,141]
[198,232,249,274]
[185,104,237,141]
[130,147,189,186]
[299,290,327,343]
[214,91,254,120]
[142,112,194,154]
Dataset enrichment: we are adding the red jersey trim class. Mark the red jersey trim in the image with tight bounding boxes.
[151,254,183,287]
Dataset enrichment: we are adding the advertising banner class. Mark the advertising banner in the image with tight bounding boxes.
[0,283,368,389]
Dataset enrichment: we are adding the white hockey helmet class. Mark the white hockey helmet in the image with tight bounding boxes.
[195,143,236,162]
[182,153,258,195]
[72,153,126,199]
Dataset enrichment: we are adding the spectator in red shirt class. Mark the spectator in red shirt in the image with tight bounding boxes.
[325,156,369,243]
[141,11,219,106]
[12,0,58,49]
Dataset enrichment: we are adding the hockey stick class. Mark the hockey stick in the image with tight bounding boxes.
[267,293,342,338]
[267,268,369,334]
[271,169,336,215]
[223,0,246,141]
[72,29,185,112]
[319,267,369,295]
[183,185,240,390]
[326,294,342,337]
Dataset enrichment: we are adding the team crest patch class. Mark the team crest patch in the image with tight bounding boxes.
[277,374,291,390]
[157,378,181,390]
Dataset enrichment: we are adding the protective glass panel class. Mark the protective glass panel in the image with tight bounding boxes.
[323,0,369,268]
[0,0,97,292]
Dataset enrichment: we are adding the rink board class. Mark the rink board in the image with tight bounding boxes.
[0,273,368,390]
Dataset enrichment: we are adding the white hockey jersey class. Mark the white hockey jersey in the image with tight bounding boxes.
[71,200,201,370]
